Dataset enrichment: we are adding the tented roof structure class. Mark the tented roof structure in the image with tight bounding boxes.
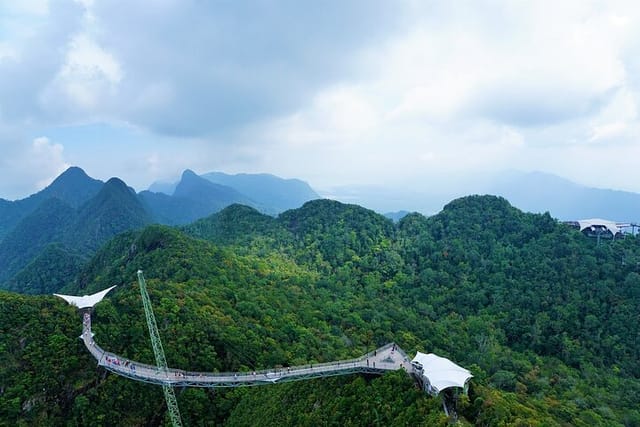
[54,285,117,309]
[577,218,621,235]
[411,352,472,395]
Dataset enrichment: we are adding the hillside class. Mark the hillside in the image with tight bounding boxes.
[0,177,152,293]
[67,178,152,253]
[0,166,102,242]
[2,196,640,425]
[0,198,77,283]
[0,167,320,293]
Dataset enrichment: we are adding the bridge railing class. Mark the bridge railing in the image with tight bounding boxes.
[92,341,401,381]
[179,342,402,379]
[85,314,406,385]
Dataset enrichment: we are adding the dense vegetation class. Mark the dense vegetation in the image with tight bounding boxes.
[0,178,151,290]
[0,167,320,292]
[1,196,640,425]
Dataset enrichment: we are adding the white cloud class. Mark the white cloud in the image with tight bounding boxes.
[0,135,69,200]
[40,30,123,112]
[4,0,640,200]
[30,137,70,188]
[245,0,640,195]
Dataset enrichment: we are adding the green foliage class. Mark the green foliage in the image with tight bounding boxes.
[0,198,77,283]
[2,195,640,425]
[0,178,152,294]
[4,244,86,295]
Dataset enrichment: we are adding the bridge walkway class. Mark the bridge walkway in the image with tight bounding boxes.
[81,311,413,388]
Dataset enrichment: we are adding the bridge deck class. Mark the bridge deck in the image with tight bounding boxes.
[81,312,413,387]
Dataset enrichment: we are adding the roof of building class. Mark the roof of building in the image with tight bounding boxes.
[54,285,117,309]
[577,218,621,235]
[411,352,472,395]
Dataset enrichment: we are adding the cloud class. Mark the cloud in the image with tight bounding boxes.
[0,135,69,200]
[80,0,405,137]
[0,1,84,123]
[45,33,123,110]
[3,0,640,200]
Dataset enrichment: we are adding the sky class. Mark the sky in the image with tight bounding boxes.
[1,0,640,201]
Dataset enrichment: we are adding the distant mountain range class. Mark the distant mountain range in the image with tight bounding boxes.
[327,171,640,222]
[2,165,640,293]
[483,171,640,222]
[149,170,320,215]
[0,167,320,292]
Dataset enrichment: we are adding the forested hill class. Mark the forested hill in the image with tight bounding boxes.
[1,195,640,425]
[0,166,103,241]
[0,167,322,292]
[0,178,152,293]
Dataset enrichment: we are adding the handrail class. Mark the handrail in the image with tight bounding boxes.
[81,311,413,388]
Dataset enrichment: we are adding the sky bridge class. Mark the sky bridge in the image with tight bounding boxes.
[58,281,472,426]
[81,310,412,388]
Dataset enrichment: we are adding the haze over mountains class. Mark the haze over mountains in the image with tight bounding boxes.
[148,170,320,215]
[2,165,640,293]
[0,167,319,293]
[327,171,640,222]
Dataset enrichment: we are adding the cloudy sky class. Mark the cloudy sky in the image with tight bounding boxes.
[1,0,640,201]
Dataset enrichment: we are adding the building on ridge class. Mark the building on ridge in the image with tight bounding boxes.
[564,218,625,240]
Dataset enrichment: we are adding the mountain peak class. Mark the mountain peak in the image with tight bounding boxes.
[48,166,92,187]
[57,166,88,178]
[39,166,103,208]
[104,177,132,191]
[181,169,199,180]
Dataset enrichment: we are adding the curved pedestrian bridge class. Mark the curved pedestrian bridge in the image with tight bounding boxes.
[81,311,413,388]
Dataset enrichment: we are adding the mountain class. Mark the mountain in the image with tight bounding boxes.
[0,166,102,241]
[325,171,640,223]
[34,166,104,208]
[185,199,398,276]
[182,203,291,250]
[0,177,152,293]
[0,167,274,293]
[141,170,256,225]
[148,170,320,215]
[3,243,86,294]
[485,171,640,222]
[67,177,152,252]
[0,197,77,283]
[138,190,192,225]
[3,196,640,424]
[384,210,410,222]
[173,169,255,212]
[202,171,320,214]
[147,179,177,195]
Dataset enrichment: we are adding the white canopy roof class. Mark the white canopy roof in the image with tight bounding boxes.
[54,285,117,309]
[577,218,620,235]
[412,352,472,395]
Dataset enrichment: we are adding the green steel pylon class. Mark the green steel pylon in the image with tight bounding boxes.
[137,270,183,427]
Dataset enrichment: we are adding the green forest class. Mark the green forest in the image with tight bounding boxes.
[1,196,640,426]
